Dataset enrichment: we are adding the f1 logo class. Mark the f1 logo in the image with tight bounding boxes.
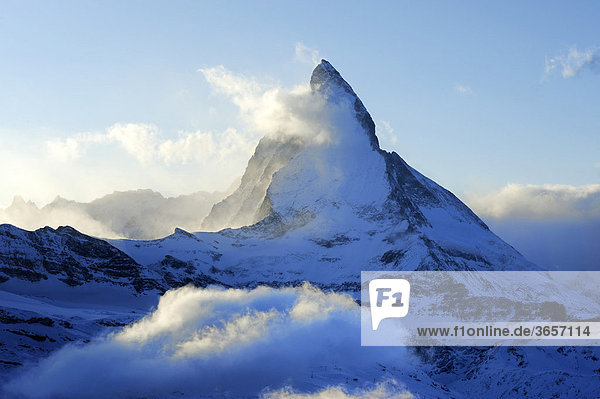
[369,278,411,330]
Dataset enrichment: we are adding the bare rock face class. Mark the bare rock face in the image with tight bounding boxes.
[0,224,144,290]
[201,136,304,231]
[310,59,379,150]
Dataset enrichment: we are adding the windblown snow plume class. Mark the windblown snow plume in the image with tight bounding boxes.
[2,284,416,399]
[199,65,340,146]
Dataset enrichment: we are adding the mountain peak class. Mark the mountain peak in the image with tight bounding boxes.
[10,195,26,206]
[8,195,37,209]
[310,59,379,150]
[310,59,353,96]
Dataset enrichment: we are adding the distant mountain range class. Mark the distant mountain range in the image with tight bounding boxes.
[0,183,237,239]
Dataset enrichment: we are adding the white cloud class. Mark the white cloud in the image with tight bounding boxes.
[45,123,257,167]
[175,310,280,358]
[106,123,158,163]
[46,136,83,161]
[199,66,338,146]
[454,84,473,95]
[544,47,600,79]
[466,183,600,220]
[158,127,257,164]
[45,127,144,162]
[3,284,418,398]
[376,120,398,149]
[288,283,356,321]
[0,124,250,210]
[199,65,265,113]
[294,42,321,65]
[115,285,264,344]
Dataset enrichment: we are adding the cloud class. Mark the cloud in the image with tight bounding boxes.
[288,283,356,321]
[467,183,600,220]
[454,84,473,95]
[158,127,256,164]
[2,284,416,399]
[544,47,600,79]
[199,65,339,146]
[376,120,398,149]
[467,184,600,269]
[106,123,159,163]
[45,123,256,166]
[46,125,158,163]
[199,65,265,113]
[294,42,321,65]
[46,137,83,161]
[174,310,280,358]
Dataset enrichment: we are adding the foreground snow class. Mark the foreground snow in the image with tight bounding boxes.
[3,284,599,398]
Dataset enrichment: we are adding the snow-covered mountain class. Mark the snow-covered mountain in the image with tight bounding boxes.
[176,60,533,285]
[1,60,598,398]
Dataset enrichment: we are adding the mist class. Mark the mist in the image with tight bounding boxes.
[0,185,237,239]
[467,183,600,269]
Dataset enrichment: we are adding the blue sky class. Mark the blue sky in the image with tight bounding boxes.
[0,0,598,206]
